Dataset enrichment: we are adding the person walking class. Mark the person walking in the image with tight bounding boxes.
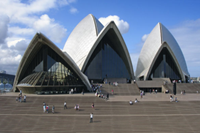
[20,89,22,96]
[46,105,49,113]
[107,93,109,100]
[43,102,46,113]
[91,103,94,109]
[52,105,55,114]
[19,95,22,103]
[82,89,84,95]
[64,101,67,109]
[90,113,93,123]
[140,92,143,98]
[24,95,26,102]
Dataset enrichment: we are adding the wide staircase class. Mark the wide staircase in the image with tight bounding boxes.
[1,95,200,132]
[164,83,200,94]
[101,84,140,95]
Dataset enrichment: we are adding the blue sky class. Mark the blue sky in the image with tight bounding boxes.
[0,0,199,77]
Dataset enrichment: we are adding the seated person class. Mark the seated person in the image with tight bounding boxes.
[165,90,169,94]
[170,95,173,102]
[129,100,133,105]
[135,98,138,103]
[74,104,79,110]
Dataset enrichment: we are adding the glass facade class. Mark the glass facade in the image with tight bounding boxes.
[148,47,181,80]
[18,45,85,91]
[84,35,130,81]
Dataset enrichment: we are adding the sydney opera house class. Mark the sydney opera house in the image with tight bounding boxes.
[13,14,190,93]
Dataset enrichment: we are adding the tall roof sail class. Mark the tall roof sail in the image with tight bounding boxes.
[63,14,104,70]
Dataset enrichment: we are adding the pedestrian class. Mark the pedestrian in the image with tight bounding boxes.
[46,105,49,113]
[52,105,55,114]
[155,90,157,94]
[140,92,143,98]
[107,93,109,100]
[43,102,46,113]
[90,113,93,123]
[19,95,22,102]
[64,101,67,109]
[91,102,94,109]
[82,89,84,95]
[20,89,22,96]
[24,95,26,102]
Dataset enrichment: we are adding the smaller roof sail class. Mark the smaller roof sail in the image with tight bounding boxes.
[136,23,190,81]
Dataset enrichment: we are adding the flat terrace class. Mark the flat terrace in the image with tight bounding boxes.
[0,93,200,133]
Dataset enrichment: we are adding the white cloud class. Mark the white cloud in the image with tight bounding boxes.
[141,34,149,42]
[70,7,78,14]
[33,14,67,43]
[0,14,9,44]
[58,0,77,6]
[0,0,76,74]
[7,38,25,47]
[8,27,35,37]
[99,15,129,34]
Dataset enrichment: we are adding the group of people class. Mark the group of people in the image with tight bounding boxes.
[169,95,178,102]
[129,98,138,105]
[181,90,186,95]
[93,84,109,100]
[16,90,26,103]
[74,104,80,110]
[43,102,55,113]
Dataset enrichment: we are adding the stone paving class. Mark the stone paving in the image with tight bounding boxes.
[0,92,200,133]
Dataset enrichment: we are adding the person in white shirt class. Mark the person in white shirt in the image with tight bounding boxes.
[90,113,93,123]
[135,98,138,103]
[24,95,26,102]
[64,101,67,109]
[129,100,133,105]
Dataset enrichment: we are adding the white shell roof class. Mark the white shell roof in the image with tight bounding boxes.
[63,14,104,70]
[63,14,134,79]
[136,23,190,80]
[14,33,92,91]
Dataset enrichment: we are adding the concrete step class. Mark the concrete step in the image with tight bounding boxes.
[100,84,140,95]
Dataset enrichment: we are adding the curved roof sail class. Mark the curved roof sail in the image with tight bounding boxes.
[136,23,190,81]
[63,14,104,70]
[63,14,134,80]
[82,21,134,80]
[13,33,91,92]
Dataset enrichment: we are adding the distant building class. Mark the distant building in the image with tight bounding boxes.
[0,70,6,74]
[0,73,15,90]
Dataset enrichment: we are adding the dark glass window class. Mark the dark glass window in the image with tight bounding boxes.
[148,47,181,80]
[20,45,84,87]
[84,35,130,81]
